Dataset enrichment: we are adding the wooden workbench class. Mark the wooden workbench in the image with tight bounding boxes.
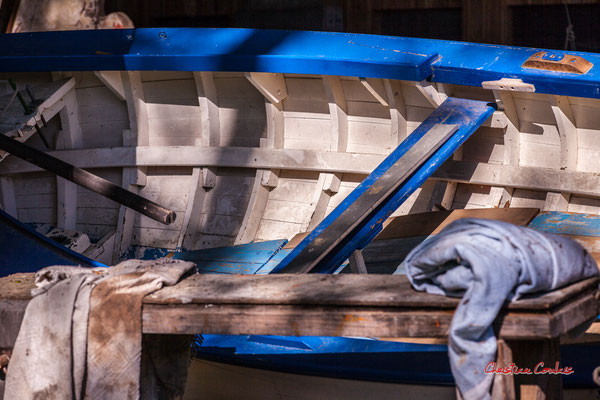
[1,272,599,400]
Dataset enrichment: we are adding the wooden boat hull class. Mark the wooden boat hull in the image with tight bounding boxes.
[2,28,600,395]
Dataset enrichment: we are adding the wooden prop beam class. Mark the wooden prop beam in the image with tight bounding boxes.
[0,134,176,225]
[1,273,597,340]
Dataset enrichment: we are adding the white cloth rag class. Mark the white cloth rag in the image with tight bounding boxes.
[5,258,196,400]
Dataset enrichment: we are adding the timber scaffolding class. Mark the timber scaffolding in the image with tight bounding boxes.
[1,270,599,400]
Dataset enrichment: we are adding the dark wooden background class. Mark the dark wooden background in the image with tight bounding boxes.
[102,0,600,51]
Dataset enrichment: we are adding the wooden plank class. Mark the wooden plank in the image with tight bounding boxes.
[178,72,220,249]
[348,249,367,274]
[141,286,598,338]
[236,92,284,242]
[508,339,562,400]
[0,176,17,217]
[384,79,408,146]
[177,168,207,249]
[6,146,600,200]
[55,87,82,231]
[414,81,446,107]
[1,274,597,340]
[304,76,348,230]
[491,339,516,400]
[93,71,125,101]
[278,123,459,273]
[529,211,600,237]
[0,78,76,137]
[377,207,540,240]
[144,274,598,312]
[285,207,539,250]
[359,78,388,106]
[245,72,287,110]
[113,70,149,262]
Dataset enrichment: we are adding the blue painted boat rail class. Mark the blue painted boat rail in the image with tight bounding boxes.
[0,28,599,98]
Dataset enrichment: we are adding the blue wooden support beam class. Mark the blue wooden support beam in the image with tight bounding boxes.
[273,98,496,274]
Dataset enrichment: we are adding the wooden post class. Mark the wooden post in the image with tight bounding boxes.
[507,339,563,400]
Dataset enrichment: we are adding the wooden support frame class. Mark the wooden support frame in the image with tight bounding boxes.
[235,82,285,244]
[177,72,221,250]
[0,176,16,217]
[359,77,389,106]
[1,273,597,400]
[414,80,447,107]
[0,77,76,163]
[93,71,125,101]
[383,79,408,146]
[112,71,149,263]
[487,91,521,208]
[545,95,578,212]
[304,76,349,231]
[55,89,82,230]
[245,72,288,110]
[5,146,600,199]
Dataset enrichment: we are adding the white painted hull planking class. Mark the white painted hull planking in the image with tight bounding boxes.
[1,70,595,264]
[2,70,600,398]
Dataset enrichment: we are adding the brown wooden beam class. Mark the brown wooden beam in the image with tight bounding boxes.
[0,134,176,225]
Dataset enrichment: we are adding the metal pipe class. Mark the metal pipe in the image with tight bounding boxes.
[0,134,176,225]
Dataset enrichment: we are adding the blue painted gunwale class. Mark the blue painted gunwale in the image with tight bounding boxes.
[0,28,436,82]
[1,28,600,98]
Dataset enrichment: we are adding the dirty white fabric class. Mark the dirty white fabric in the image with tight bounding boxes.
[5,258,195,400]
[396,218,599,400]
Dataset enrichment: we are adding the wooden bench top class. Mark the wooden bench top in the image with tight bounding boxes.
[1,273,598,341]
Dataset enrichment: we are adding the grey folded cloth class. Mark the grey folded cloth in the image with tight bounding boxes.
[396,218,599,400]
[5,258,196,400]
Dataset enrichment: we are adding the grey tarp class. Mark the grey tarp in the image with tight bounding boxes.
[396,218,599,400]
[4,258,196,400]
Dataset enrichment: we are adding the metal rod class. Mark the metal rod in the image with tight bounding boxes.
[0,134,176,225]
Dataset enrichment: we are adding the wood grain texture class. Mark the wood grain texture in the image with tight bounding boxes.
[142,286,598,339]
[144,274,598,312]
[1,273,597,340]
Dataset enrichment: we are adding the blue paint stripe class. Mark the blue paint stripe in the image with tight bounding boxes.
[529,212,600,237]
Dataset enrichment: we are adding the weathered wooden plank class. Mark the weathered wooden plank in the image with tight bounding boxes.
[141,287,597,339]
[1,273,597,341]
[377,208,539,240]
[285,207,539,250]
[144,274,598,312]
[530,211,600,237]
[6,145,600,199]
